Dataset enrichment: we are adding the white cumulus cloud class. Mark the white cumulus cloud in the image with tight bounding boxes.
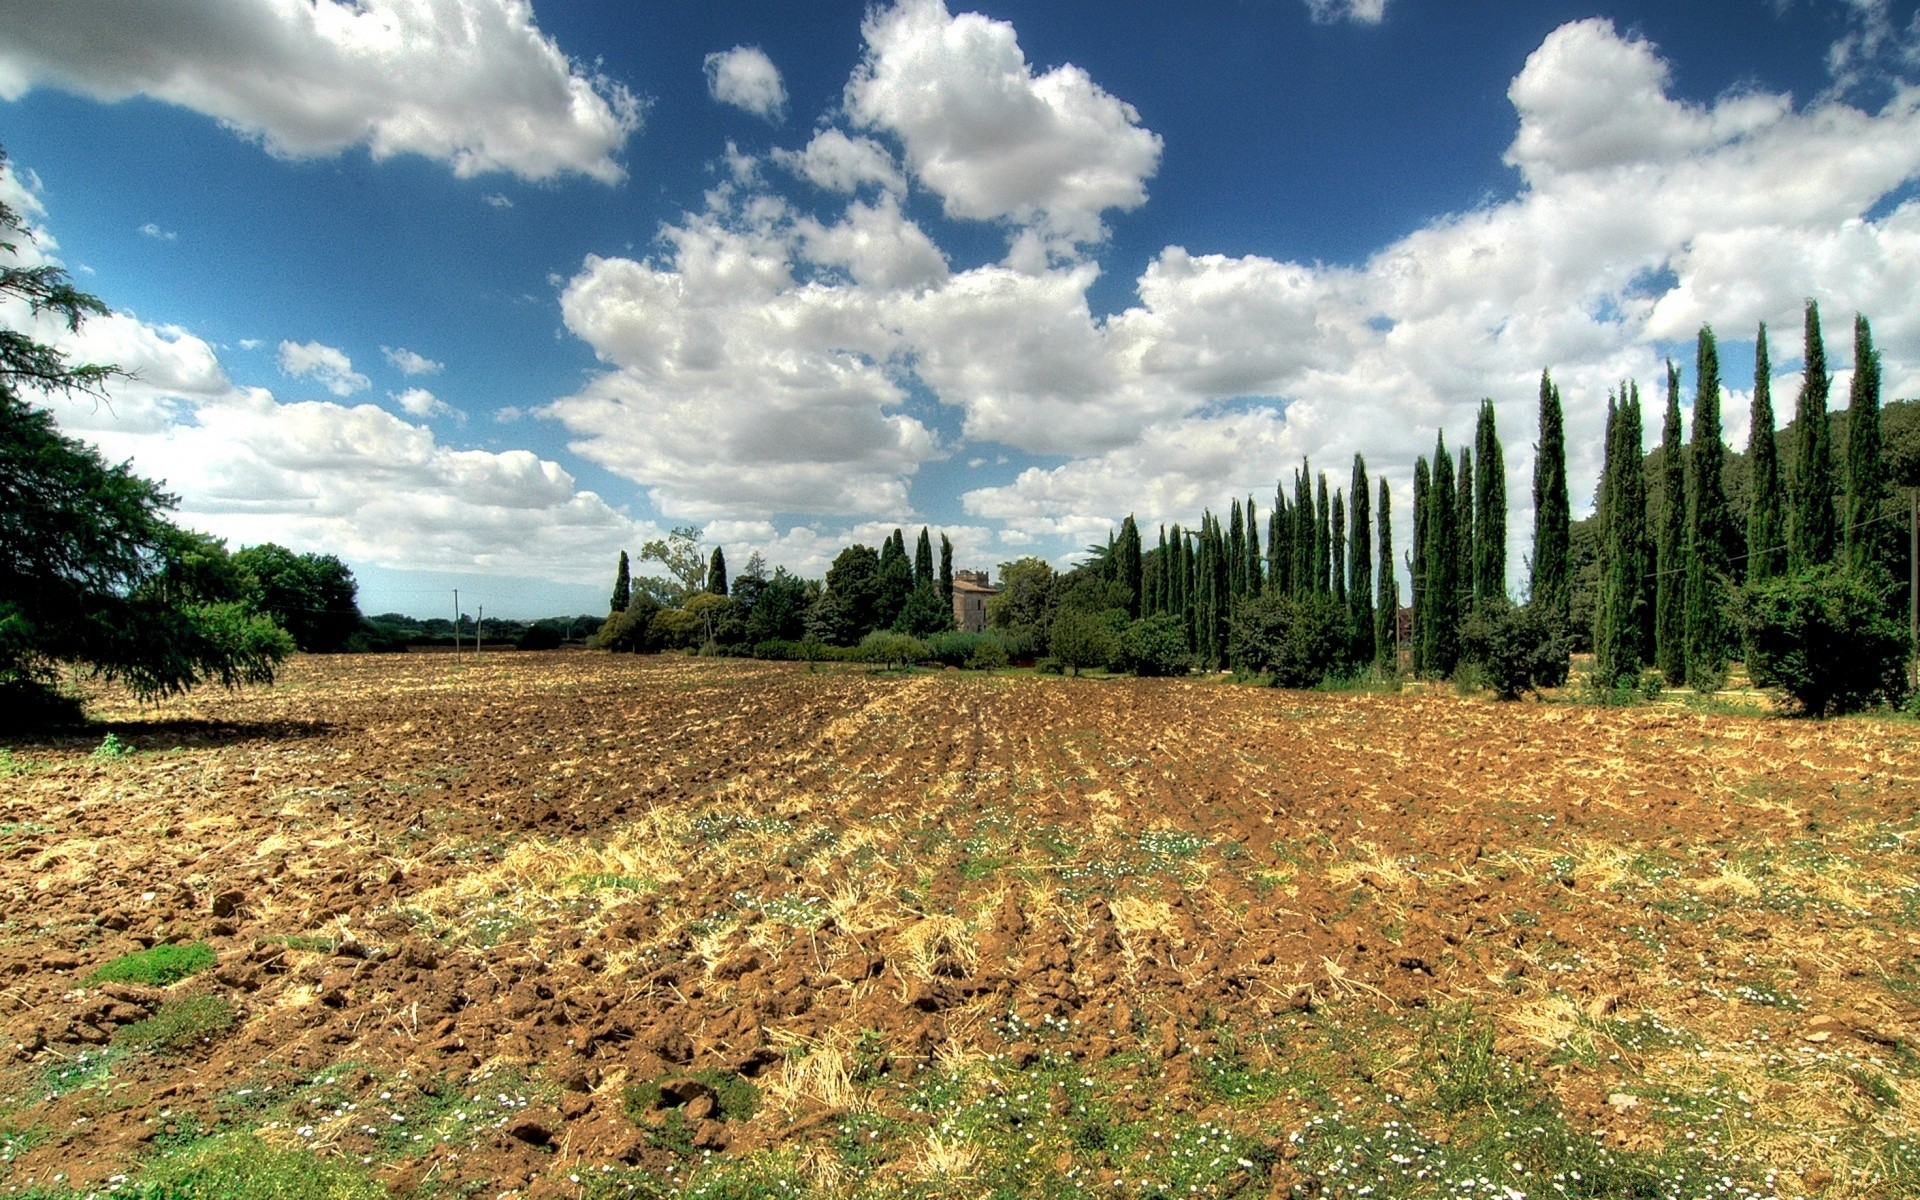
[773,128,906,195]
[0,0,639,183]
[278,339,370,397]
[393,386,458,420]
[704,45,787,120]
[844,0,1162,249]
[1305,0,1388,24]
[382,345,445,376]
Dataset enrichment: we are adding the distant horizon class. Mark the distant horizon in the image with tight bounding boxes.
[4,0,1917,617]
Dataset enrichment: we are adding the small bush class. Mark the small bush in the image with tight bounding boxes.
[1458,600,1571,700]
[858,630,929,669]
[1229,592,1349,688]
[1033,657,1064,675]
[1111,613,1193,677]
[516,624,564,651]
[92,732,135,760]
[965,637,1009,671]
[115,994,237,1052]
[1739,566,1909,717]
[88,942,217,987]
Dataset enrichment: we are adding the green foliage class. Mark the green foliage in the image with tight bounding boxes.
[133,1132,384,1200]
[1048,606,1115,676]
[229,543,361,653]
[1655,362,1688,686]
[1594,389,1650,690]
[1845,313,1885,572]
[114,994,236,1053]
[591,593,665,653]
[1531,371,1571,627]
[1111,613,1193,676]
[1230,590,1349,688]
[857,630,928,669]
[1747,323,1787,583]
[1473,400,1507,603]
[640,526,710,602]
[707,545,728,596]
[1459,600,1570,700]
[1419,436,1461,676]
[892,581,952,637]
[924,631,1009,669]
[1739,566,1908,717]
[1685,327,1735,690]
[611,550,631,613]
[1790,300,1837,571]
[622,1070,760,1125]
[91,732,134,760]
[88,942,217,987]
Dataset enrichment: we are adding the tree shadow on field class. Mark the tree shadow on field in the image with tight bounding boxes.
[2,717,336,754]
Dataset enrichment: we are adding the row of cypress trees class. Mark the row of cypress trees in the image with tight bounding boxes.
[1590,302,1890,691]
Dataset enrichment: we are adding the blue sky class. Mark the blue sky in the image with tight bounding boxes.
[3,0,1918,617]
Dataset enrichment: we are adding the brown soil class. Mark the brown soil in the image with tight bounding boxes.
[3,653,1918,1195]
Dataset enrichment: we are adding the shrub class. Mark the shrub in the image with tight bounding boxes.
[591,594,664,653]
[923,631,1012,670]
[965,637,1009,671]
[1458,600,1572,700]
[1738,566,1909,717]
[1230,592,1349,688]
[88,942,216,987]
[1111,614,1193,677]
[858,631,929,669]
[516,624,564,651]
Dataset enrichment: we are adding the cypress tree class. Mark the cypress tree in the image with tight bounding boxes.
[1117,515,1143,617]
[1422,436,1459,676]
[1331,490,1348,606]
[915,527,934,590]
[1844,314,1884,573]
[1685,328,1734,688]
[1293,467,1314,597]
[1595,390,1650,688]
[1151,526,1169,615]
[1374,476,1396,669]
[939,533,954,607]
[1228,501,1246,600]
[1628,384,1656,664]
[1245,497,1262,596]
[1474,400,1507,603]
[1531,371,1571,626]
[1350,455,1374,665]
[1745,324,1785,583]
[707,546,728,596]
[1314,474,1332,596]
[1268,488,1287,594]
[1411,457,1430,675]
[1212,515,1230,665]
[611,550,631,614]
[1168,525,1187,638]
[1790,300,1837,571]
[1455,444,1475,615]
[1655,361,1688,686]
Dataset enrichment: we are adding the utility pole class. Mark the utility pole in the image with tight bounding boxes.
[452,589,460,655]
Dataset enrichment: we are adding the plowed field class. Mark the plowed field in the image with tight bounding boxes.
[5,653,1920,1198]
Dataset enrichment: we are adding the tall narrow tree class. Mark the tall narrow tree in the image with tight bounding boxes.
[1350,456,1374,665]
[707,546,728,596]
[1268,488,1288,594]
[1375,477,1397,669]
[1790,300,1837,571]
[1227,501,1247,600]
[1595,390,1650,688]
[914,527,934,590]
[1422,437,1460,676]
[938,533,954,608]
[1117,515,1143,617]
[1245,496,1262,596]
[1331,490,1348,606]
[1655,361,1688,685]
[1531,371,1571,626]
[1474,400,1507,603]
[1844,313,1884,573]
[1314,474,1332,595]
[1685,327,1734,687]
[1455,444,1475,611]
[1628,384,1656,663]
[611,550,631,614]
[1293,467,1314,598]
[1410,457,1430,675]
[1745,324,1785,583]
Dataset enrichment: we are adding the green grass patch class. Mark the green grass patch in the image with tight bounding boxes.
[136,1132,383,1199]
[622,1068,761,1125]
[114,994,237,1053]
[38,1045,123,1099]
[88,942,216,987]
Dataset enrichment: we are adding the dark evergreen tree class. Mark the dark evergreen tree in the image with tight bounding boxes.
[1655,361,1688,686]
[1375,476,1396,669]
[1117,515,1144,618]
[1349,456,1374,665]
[1746,324,1785,583]
[1422,437,1460,676]
[1474,400,1507,603]
[1293,467,1314,597]
[1790,300,1837,571]
[1331,490,1347,607]
[1244,497,1262,596]
[1268,489,1288,595]
[1411,456,1430,675]
[1685,328,1735,688]
[1455,444,1475,617]
[1844,313,1885,573]
[1628,384,1656,664]
[1314,474,1332,596]
[914,527,934,590]
[1594,391,1650,689]
[707,546,728,597]
[939,533,954,607]
[1227,501,1247,600]
[1531,371,1571,626]
[876,531,911,630]
[611,550,631,614]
